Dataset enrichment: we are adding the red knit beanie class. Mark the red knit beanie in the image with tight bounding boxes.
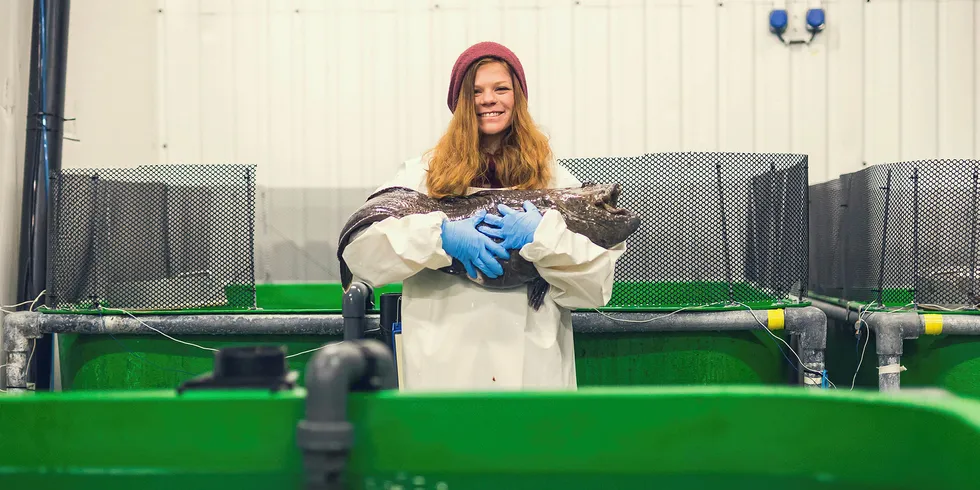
[447,41,527,113]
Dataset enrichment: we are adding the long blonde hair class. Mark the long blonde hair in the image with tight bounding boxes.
[425,58,553,198]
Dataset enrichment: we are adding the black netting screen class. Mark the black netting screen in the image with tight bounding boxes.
[808,178,846,299]
[559,152,809,309]
[808,159,980,307]
[46,164,257,311]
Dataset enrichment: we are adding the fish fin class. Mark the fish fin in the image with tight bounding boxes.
[340,263,353,291]
[527,277,550,310]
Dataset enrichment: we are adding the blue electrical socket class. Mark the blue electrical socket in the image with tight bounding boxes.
[806,8,826,32]
[769,9,789,34]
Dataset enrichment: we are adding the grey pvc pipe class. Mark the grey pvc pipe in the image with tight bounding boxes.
[342,282,371,341]
[297,339,395,490]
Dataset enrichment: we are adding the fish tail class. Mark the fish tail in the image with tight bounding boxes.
[340,263,353,291]
[527,277,550,310]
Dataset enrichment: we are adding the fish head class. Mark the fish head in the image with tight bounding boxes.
[552,183,641,248]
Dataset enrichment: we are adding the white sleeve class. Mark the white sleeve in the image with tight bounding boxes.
[341,211,453,287]
[341,155,452,287]
[519,209,627,309]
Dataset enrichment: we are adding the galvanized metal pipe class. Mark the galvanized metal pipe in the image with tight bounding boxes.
[2,323,31,390]
[785,307,828,389]
[811,298,912,391]
[2,305,827,390]
[4,311,349,337]
[811,297,980,391]
[878,355,902,392]
[573,306,817,333]
[1,312,349,391]
[580,306,828,388]
[807,298,855,324]
[925,314,980,335]
[7,306,817,336]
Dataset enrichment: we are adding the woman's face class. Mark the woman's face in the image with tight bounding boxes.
[473,61,515,136]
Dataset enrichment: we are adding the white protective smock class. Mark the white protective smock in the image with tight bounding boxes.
[341,155,627,391]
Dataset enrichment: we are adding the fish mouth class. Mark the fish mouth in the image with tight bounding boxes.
[596,184,627,215]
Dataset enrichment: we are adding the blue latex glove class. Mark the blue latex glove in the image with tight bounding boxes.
[441,210,510,279]
[479,201,543,250]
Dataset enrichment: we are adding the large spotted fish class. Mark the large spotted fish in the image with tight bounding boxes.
[338,183,641,309]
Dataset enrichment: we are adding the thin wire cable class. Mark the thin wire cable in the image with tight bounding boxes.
[848,302,917,390]
[592,302,728,323]
[918,303,980,312]
[98,307,218,353]
[0,290,46,310]
[285,329,382,359]
[20,292,44,382]
[731,302,837,389]
[285,346,328,359]
[851,304,871,391]
[23,305,222,377]
[590,299,836,389]
[23,341,36,380]
[0,291,45,384]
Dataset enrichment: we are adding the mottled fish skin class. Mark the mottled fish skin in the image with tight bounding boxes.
[337,183,641,309]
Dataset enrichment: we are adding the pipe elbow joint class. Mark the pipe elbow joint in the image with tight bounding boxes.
[870,313,919,356]
[342,281,374,341]
[786,306,827,350]
[342,281,373,318]
[296,339,396,489]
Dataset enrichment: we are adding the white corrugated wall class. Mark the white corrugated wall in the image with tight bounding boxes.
[0,0,34,381]
[148,0,980,188]
[120,0,980,280]
[5,0,977,283]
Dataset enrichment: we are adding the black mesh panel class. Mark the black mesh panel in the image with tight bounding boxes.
[46,164,256,311]
[807,178,845,298]
[559,152,809,309]
[808,159,980,307]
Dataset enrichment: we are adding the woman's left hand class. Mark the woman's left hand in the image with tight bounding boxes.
[479,200,543,250]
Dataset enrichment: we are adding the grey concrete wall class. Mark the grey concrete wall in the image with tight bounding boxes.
[255,186,376,283]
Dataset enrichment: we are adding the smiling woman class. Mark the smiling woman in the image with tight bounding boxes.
[426,42,554,198]
[338,41,630,393]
